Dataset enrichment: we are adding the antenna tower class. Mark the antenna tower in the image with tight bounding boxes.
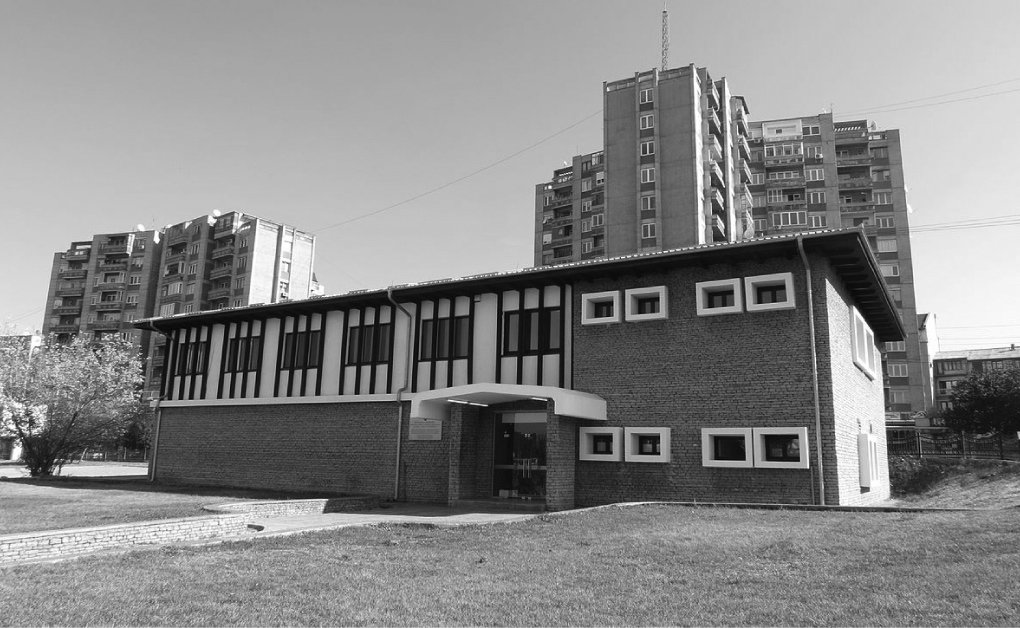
[661,5,669,71]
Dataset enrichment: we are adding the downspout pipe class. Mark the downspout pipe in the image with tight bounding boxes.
[387,288,413,502]
[797,237,826,505]
[137,319,170,483]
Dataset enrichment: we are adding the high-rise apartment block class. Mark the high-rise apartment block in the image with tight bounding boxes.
[533,66,929,426]
[535,65,753,266]
[746,114,925,426]
[42,211,318,395]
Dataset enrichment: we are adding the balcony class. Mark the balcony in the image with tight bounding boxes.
[838,177,874,189]
[209,266,233,280]
[706,83,720,110]
[211,245,235,259]
[733,108,749,135]
[708,187,726,215]
[740,159,753,183]
[164,251,186,264]
[767,202,808,212]
[706,135,723,161]
[835,129,868,142]
[59,269,87,280]
[65,249,91,261]
[52,305,82,315]
[738,135,751,160]
[549,195,573,209]
[840,202,877,213]
[706,108,721,136]
[837,154,871,167]
[707,160,725,188]
[166,231,189,247]
[97,261,127,271]
[766,176,805,189]
[99,243,130,255]
[159,292,183,303]
[96,302,123,311]
[208,287,232,300]
[765,154,804,167]
[50,324,80,334]
[740,186,754,210]
[711,214,726,240]
[88,321,122,331]
[55,288,84,297]
[214,224,237,239]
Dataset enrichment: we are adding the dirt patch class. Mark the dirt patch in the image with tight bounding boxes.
[889,457,1020,509]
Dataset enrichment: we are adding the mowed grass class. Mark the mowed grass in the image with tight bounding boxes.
[2,505,1018,627]
[0,477,336,535]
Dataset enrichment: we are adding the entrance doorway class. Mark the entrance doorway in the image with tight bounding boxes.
[492,412,547,500]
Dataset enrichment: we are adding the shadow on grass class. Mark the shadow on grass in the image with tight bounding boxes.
[0,475,346,501]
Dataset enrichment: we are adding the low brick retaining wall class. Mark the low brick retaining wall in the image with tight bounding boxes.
[205,495,380,517]
[0,515,250,564]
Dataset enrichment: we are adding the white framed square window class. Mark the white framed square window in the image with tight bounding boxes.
[851,306,878,379]
[695,278,743,316]
[581,199,592,212]
[744,273,796,312]
[639,88,653,104]
[581,179,593,192]
[591,213,605,227]
[887,362,909,378]
[752,427,809,470]
[641,167,655,183]
[639,114,654,130]
[579,427,623,462]
[641,194,656,210]
[701,428,753,468]
[581,239,593,254]
[858,433,880,488]
[640,140,655,156]
[876,238,898,253]
[595,171,605,186]
[641,222,657,239]
[581,291,620,325]
[624,427,670,463]
[624,286,668,322]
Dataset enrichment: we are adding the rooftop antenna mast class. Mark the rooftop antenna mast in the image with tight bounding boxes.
[661,4,669,71]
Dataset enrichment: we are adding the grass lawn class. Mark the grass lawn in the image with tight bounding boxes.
[1,505,1018,626]
[0,477,337,535]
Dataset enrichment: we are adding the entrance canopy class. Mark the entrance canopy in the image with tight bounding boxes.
[409,383,607,422]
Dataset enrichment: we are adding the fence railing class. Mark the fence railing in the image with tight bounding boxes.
[888,431,1020,461]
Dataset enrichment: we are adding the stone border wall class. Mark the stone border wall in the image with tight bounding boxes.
[0,515,248,564]
[205,496,379,517]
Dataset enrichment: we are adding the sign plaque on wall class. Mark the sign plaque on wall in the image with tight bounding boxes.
[409,417,443,441]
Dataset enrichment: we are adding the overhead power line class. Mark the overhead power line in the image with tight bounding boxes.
[911,214,1020,233]
[837,76,1020,117]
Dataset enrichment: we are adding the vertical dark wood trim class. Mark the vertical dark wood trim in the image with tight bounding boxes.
[446,298,455,389]
[177,327,190,401]
[162,330,179,400]
[368,308,380,394]
[558,283,567,389]
[299,315,311,397]
[315,313,328,397]
[352,307,364,394]
[411,300,422,393]
[495,291,503,384]
[252,320,264,398]
[218,323,232,400]
[385,307,395,394]
[467,295,476,385]
[338,310,350,395]
[240,321,253,398]
[536,287,545,386]
[516,290,525,386]
[286,316,300,397]
[273,317,287,397]
[427,301,437,392]
[198,326,212,400]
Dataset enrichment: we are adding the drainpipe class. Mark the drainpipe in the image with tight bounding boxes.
[387,288,413,502]
[797,237,826,505]
[138,319,170,483]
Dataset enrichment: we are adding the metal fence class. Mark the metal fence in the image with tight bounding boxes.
[888,431,1020,461]
[72,447,150,463]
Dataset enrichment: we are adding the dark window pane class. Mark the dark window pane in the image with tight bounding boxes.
[713,435,746,461]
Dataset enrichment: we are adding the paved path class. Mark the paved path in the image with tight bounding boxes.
[0,462,147,479]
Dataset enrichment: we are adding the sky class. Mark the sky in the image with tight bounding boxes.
[1,0,1018,351]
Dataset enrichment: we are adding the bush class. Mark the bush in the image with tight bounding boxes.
[888,456,953,495]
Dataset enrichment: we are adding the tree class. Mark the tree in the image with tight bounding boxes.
[0,335,143,476]
[943,367,1020,435]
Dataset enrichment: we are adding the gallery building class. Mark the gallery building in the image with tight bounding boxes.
[137,229,902,509]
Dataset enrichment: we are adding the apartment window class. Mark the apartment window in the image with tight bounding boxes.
[745,273,795,312]
[502,308,562,355]
[851,306,878,379]
[624,428,670,463]
[876,216,895,229]
[696,278,742,316]
[186,283,196,295]
[136,239,146,250]
[887,363,909,378]
[772,211,807,227]
[234,277,245,290]
[885,341,906,352]
[131,258,144,268]
[581,239,593,254]
[876,237,898,253]
[188,263,198,275]
[872,169,891,182]
[282,330,322,369]
[638,88,653,104]
[753,427,809,469]
[888,389,909,405]
[641,194,657,211]
[938,379,961,394]
[874,191,893,205]
[233,299,242,308]
[806,146,823,158]
[880,264,899,277]
[751,173,765,185]
[189,244,199,255]
[592,213,605,227]
[766,189,784,203]
[581,291,620,325]
[870,147,889,159]
[183,305,193,313]
[595,171,605,186]
[640,140,655,156]
[803,125,820,136]
[125,295,139,305]
[701,428,752,468]
[581,219,592,233]
[888,287,902,303]
[581,200,592,212]
[228,336,262,373]
[239,238,249,248]
[579,427,623,462]
[768,171,800,180]
[809,214,827,228]
[346,322,392,366]
[175,340,208,376]
[169,282,182,295]
[639,114,654,130]
[641,222,657,239]
[624,286,668,322]
[752,195,767,208]
[591,152,603,166]
[808,191,826,204]
[129,275,142,285]
[641,167,655,183]
[420,316,470,360]
[581,179,593,192]
[805,168,824,182]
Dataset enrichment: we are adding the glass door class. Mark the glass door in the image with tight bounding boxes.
[492,412,547,500]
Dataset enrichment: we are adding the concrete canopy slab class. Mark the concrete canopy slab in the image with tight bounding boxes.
[410,383,607,422]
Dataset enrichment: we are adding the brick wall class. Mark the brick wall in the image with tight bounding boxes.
[571,257,845,506]
[546,409,576,510]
